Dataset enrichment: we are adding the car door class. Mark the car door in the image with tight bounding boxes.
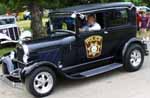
[104,8,136,57]
[61,29,115,73]
[76,29,114,66]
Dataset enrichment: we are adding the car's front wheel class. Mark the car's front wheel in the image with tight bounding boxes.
[25,66,56,97]
[123,44,144,72]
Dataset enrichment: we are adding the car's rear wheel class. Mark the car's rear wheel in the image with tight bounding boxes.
[25,66,56,97]
[123,44,144,72]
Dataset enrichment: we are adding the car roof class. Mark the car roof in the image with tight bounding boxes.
[53,2,134,14]
[0,15,16,19]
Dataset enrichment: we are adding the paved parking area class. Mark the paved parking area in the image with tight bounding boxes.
[0,43,150,98]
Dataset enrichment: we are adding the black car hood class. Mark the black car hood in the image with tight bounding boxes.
[23,36,76,53]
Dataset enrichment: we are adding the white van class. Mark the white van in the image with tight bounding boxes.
[0,16,32,45]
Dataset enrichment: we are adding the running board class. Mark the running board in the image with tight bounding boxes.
[71,63,123,78]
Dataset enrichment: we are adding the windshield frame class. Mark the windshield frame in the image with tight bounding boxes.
[49,12,78,34]
[0,17,16,26]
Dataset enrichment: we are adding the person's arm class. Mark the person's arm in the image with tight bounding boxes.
[79,23,101,32]
[139,21,142,28]
[88,23,101,31]
[147,17,150,27]
[139,16,142,28]
[79,26,89,32]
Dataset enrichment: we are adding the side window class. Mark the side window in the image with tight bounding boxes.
[105,9,129,27]
[96,12,105,29]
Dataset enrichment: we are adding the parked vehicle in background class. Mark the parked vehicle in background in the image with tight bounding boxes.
[0,15,32,57]
[0,15,32,43]
[136,6,150,12]
[0,16,20,41]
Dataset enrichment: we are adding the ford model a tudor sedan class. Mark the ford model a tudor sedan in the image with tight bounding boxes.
[0,2,149,97]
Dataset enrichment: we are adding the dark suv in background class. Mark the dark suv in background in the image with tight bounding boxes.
[0,2,149,97]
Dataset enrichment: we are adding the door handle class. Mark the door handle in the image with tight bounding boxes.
[104,31,109,34]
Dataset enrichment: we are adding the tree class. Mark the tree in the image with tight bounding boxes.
[143,0,150,6]
[0,0,62,39]
[0,0,148,39]
[0,3,6,15]
[0,0,95,38]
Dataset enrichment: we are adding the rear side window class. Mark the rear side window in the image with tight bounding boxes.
[105,9,128,27]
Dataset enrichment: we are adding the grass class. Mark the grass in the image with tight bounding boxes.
[0,47,15,56]
[17,20,31,30]
[137,30,150,40]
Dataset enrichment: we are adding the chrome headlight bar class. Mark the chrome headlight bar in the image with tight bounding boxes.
[22,44,29,64]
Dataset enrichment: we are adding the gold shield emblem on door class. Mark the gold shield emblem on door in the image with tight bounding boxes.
[85,35,103,59]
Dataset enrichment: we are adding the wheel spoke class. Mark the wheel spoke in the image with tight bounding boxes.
[34,82,42,88]
[130,49,142,67]
[42,74,45,80]
[36,77,42,82]
[33,71,54,94]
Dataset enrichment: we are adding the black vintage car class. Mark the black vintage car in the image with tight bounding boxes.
[0,2,149,97]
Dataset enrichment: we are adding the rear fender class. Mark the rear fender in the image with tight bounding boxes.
[122,37,147,57]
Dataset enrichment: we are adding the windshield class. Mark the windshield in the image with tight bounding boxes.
[0,18,15,25]
[50,16,76,32]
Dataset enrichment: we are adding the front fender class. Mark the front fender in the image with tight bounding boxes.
[122,37,148,57]
[20,61,58,82]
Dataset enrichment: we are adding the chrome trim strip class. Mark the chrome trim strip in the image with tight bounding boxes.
[0,24,18,29]
[53,7,129,15]
[80,7,129,14]
[17,27,20,38]
[7,28,11,38]
[13,27,16,40]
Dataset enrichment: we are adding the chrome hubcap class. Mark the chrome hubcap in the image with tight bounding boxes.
[33,72,53,94]
[130,49,142,67]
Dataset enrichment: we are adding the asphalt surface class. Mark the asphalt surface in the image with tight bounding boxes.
[0,43,150,98]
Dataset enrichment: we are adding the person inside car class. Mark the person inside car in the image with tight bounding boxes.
[79,14,101,32]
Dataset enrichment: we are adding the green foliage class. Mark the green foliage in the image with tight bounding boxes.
[0,0,149,13]
[0,0,63,11]
[0,47,15,56]
[123,0,142,5]
[142,0,150,6]
[0,3,6,14]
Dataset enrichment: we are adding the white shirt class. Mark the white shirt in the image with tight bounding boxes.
[82,22,101,32]
[88,22,101,31]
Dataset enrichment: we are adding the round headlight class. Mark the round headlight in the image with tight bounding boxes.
[22,44,29,64]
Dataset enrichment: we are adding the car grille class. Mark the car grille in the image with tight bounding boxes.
[0,27,20,40]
